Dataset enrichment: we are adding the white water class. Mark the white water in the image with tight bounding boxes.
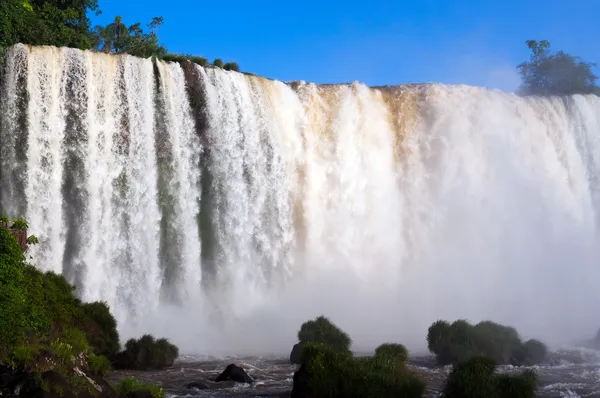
[1,44,600,356]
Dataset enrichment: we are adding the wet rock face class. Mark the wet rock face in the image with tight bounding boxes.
[289,343,304,365]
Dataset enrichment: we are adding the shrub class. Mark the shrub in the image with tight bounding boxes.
[10,217,28,229]
[294,343,425,398]
[9,345,40,370]
[494,370,538,398]
[513,339,548,366]
[0,223,36,358]
[117,377,164,398]
[223,62,239,72]
[212,58,224,68]
[297,315,352,355]
[374,343,409,363]
[113,334,179,370]
[88,354,112,376]
[442,356,537,398]
[0,214,123,386]
[427,319,548,366]
[188,55,208,66]
[160,53,208,67]
[79,301,120,357]
[427,320,451,354]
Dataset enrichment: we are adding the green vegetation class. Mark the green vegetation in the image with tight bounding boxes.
[94,15,166,58]
[0,213,119,389]
[297,315,352,354]
[0,0,99,50]
[296,343,425,398]
[223,62,240,72]
[0,1,241,70]
[442,356,538,398]
[79,301,120,357]
[212,58,224,68]
[87,353,112,376]
[427,319,548,366]
[291,317,425,397]
[113,334,179,370]
[117,377,164,398]
[161,53,209,67]
[374,343,409,363]
[517,40,599,96]
[10,216,28,229]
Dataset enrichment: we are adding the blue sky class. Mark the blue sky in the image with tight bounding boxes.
[92,0,600,92]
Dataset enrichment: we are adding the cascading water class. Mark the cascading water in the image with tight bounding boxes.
[2,43,600,355]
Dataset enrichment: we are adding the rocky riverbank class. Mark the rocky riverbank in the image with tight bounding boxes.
[101,348,600,398]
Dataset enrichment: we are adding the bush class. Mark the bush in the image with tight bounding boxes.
[188,55,209,66]
[0,214,122,386]
[375,343,409,363]
[113,334,179,370]
[160,53,208,67]
[293,343,425,398]
[10,217,28,229]
[212,58,224,68]
[442,356,537,398]
[223,62,239,72]
[87,354,112,376]
[79,301,120,357]
[297,315,352,354]
[427,319,548,366]
[117,377,164,398]
[513,339,548,366]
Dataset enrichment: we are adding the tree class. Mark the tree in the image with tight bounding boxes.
[93,15,167,58]
[103,15,128,53]
[0,0,99,49]
[517,40,599,96]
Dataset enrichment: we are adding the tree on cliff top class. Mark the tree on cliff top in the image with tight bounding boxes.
[517,40,599,96]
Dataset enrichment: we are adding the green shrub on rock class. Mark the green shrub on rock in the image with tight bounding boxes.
[292,343,425,398]
[290,315,352,364]
[223,62,239,72]
[513,339,548,366]
[298,315,352,353]
[442,356,537,398]
[0,214,122,392]
[117,377,164,398]
[87,353,112,376]
[427,319,548,366]
[79,301,120,357]
[374,343,409,363]
[113,334,179,370]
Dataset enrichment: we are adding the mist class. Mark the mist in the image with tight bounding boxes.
[2,45,600,358]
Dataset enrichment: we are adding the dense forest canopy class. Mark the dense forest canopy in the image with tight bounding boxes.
[0,0,240,70]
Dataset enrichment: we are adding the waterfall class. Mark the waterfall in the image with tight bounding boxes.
[2,44,600,355]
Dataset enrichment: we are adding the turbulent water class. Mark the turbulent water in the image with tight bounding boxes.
[2,43,600,356]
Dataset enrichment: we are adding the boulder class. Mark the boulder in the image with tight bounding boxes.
[290,363,309,398]
[214,364,253,384]
[185,381,209,390]
[290,342,304,364]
